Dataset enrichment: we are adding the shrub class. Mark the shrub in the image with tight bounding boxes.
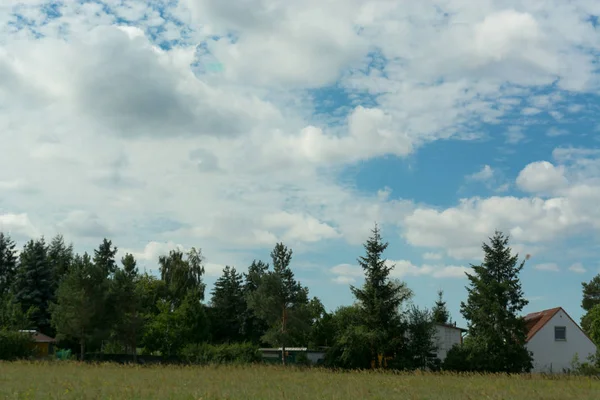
[0,330,34,360]
[180,342,261,365]
[441,344,472,372]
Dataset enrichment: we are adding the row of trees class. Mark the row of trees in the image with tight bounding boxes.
[4,226,588,373]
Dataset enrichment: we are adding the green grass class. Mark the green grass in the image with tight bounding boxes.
[0,361,599,399]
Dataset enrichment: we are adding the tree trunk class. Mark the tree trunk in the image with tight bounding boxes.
[132,318,138,363]
[281,306,287,366]
[80,339,85,361]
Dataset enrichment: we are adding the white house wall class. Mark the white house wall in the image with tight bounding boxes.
[434,325,462,361]
[526,309,597,373]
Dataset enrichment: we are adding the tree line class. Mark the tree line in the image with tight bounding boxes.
[3,225,595,373]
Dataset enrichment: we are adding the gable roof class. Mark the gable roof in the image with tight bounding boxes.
[18,330,56,343]
[524,307,561,342]
[524,307,593,344]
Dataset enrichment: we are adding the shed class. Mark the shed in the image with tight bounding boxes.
[19,330,57,357]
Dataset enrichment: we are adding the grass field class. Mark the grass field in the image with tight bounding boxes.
[1,362,599,399]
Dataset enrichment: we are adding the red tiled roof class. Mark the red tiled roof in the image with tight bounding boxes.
[524,307,561,342]
[524,307,594,344]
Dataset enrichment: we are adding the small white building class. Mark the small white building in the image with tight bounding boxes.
[525,307,597,373]
[434,323,466,361]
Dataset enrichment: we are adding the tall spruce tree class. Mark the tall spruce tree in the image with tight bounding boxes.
[112,253,143,361]
[13,238,53,334]
[350,224,413,368]
[460,231,533,373]
[210,266,246,343]
[47,234,74,290]
[432,290,451,325]
[0,233,18,297]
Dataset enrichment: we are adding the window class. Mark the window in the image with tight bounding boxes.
[555,326,566,341]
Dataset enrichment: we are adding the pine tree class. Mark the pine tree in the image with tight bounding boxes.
[209,266,246,343]
[47,234,74,290]
[0,233,18,297]
[350,224,413,367]
[460,231,533,373]
[432,290,451,325]
[93,238,118,277]
[13,238,53,334]
[112,253,142,361]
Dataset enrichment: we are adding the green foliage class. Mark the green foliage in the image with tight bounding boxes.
[581,275,600,335]
[349,224,413,367]
[50,252,108,360]
[111,253,143,358]
[0,232,18,297]
[570,352,600,376]
[0,330,34,360]
[583,304,600,345]
[0,293,37,330]
[240,260,269,344]
[143,290,209,356]
[246,243,315,361]
[400,306,439,370]
[159,248,206,307]
[459,231,533,373]
[442,343,472,372]
[13,238,53,334]
[432,290,451,325]
[180,342,261,364]
[209,266,246,343]
[47,234,74,290]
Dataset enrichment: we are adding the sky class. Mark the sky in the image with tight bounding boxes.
[1,0,600,329]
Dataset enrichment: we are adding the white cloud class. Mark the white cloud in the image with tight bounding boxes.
[0,213,39,238]
[505,126,526,145]
[516,161,568,194]
[0,0,599,286]
[568,262,586,274]
[533,263,560,272]
[468,165,495,182]
[330,259,470,284]
[423,252,443,261]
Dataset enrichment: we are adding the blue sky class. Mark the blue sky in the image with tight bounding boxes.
[1,0,600,329]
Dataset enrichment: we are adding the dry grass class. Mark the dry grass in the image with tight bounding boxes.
[0,361,599,399]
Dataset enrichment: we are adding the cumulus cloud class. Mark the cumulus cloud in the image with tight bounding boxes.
[330,260,470,284]
[516,161,568,194]
[0,0,599,285]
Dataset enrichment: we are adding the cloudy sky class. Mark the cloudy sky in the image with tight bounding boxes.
[1,0,600,327]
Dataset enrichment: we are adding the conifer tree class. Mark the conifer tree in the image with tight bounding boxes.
[432,290,451,325]
[350,224,412,367]
[460,231,533,373]
[13,238,53,334]
[210,266,246,343]
[0,233,18,297]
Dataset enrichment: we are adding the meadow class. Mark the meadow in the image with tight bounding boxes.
[1,362,599,400]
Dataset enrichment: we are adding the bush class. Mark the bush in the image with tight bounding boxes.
[0,330,34,360]
[180,342,262,365]
[441,344,473,372]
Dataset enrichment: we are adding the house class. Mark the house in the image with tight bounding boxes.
[434,323,467,361]
[524,307,597,373]
[18,330,57,357]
